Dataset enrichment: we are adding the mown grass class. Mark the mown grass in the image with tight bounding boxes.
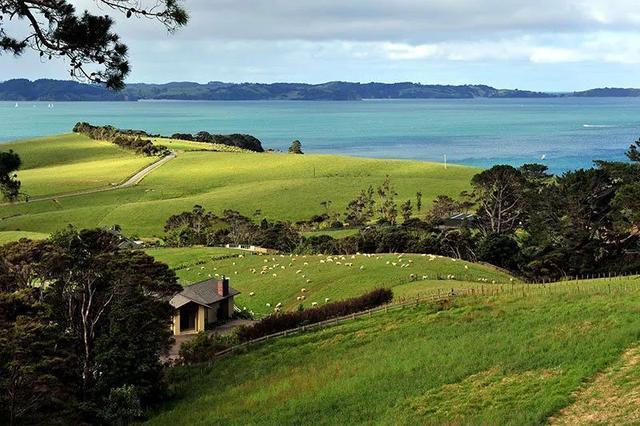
[148,279,640,425]
[150,137,249,153]
[1,134,479,236]
[147,247,518,316]
[2,133,154,196]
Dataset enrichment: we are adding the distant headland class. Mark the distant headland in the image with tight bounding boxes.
[1,78,639,101]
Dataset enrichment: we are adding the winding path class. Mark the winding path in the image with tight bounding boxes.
[1,151,176,206]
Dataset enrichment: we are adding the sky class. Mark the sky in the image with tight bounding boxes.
[2,0,640,91]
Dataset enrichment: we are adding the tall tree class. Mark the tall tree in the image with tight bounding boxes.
[626,138,640,162]
[376,176,398,224]
[344,186,375,226]
[471,165,527,235]
[0,0,188,89]
[0,150,21,201]
[288,140,303,154]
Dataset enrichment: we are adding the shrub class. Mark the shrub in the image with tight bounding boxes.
[236,288,393,341]
[73,122,169,156]
[178,332,239,364]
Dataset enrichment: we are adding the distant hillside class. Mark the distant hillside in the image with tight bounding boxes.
[4,79,640,101]
[0,79,554,101]
[573,87,640,97]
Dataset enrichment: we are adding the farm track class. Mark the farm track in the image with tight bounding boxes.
[0,151,176,206]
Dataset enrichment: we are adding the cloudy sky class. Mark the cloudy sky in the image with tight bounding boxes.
[2,0,640,91]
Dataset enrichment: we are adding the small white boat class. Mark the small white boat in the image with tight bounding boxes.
[14,103,18,108]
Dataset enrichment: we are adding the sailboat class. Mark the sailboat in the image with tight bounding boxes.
[14,103,18,108]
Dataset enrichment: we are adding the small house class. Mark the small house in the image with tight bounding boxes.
[169,277,240,335]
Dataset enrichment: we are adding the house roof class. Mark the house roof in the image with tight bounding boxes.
[170,279,240,309]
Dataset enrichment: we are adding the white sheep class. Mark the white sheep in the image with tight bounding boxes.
[325,298,330,302]
[312,302,318,307]
[301,288,307,292]
[275,302,282,308]
[249,292,255,296]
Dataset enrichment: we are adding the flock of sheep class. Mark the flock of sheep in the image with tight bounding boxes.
[183,252,507,314]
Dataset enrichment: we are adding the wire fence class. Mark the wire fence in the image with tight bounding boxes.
[209,275,640,361]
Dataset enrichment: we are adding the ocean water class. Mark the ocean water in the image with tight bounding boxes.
[1,97,639,173]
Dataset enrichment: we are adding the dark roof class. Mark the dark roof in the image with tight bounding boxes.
[170,279,240,309]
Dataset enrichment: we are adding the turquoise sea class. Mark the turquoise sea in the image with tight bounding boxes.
[1,97,639,173]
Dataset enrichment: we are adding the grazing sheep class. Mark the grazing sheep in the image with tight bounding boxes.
[303,262,309,266]
[360,265,365,270]
[464,265,469,270]
[208,274,212,278]
[301,295,306,300]
[320,260,325,264]
[296,296,302,301]
[336,261,342,265]
[249,292,255,296]
[306,279,311,283]
[312,302,318,307]
[266,303,271,307]
[275,302,282,308]
[272,273,278,277]
[325,298,330,302]
[296,270,302,274]
[186,267,191,271]
[200,266,205,270]
[232,262,236,266]
[301,288,307,292]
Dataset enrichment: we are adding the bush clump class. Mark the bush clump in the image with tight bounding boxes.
[178,332,239,364]
[73,122,169,156]
[172,131,264,152]
[236,288,393,341]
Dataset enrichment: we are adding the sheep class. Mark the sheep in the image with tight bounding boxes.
[272,273,278,277]
[275,302,282,308]
[464,265,469,270]
[296,270,303,274]
[360,265,365,270]
[266,303,271,307]
[208,274,212,278]
[296,296,302,301]
[325,298,330,302]
[312,302,318,307]
[303,262,309,266]
[336,261,342,265]
[306,279,311,283]
[249,292,255,296]
[200,266,205,270]
[300,295,306,300]
[320,260,325,264]
[301,288,307,292]
[232,262,236,266]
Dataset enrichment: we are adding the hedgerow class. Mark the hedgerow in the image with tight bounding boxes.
[236,288,393,341]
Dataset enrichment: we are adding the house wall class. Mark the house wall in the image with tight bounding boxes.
[172,311,180,335]
[197,305,206,332]
[226,297,235,317]
[207,302,220,324]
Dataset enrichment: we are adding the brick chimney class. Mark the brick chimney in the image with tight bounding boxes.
[216,277,229,297]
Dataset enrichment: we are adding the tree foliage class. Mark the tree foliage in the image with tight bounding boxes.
[0,0,188,90]
[0,150,21,201]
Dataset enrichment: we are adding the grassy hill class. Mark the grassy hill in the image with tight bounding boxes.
[0,134,155,196]
[148,277,640,425]
[0,133,479,238]
[147,247,518,316]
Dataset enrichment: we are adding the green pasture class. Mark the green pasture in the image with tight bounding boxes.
[149,278,640,425]
[1,134,479,237]
[147,247,518,316]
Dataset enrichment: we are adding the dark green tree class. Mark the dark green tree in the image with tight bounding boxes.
[471,165,527,235]
[626,138,640,162]
[0,150,21,201]
[288,140,303,154]
[0,0,188,90]
[401,199,413,222]
[376,176,398,224]
[344,186,375,226]
[415,191,423,212]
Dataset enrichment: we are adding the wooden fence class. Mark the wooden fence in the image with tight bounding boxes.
[210,275,640,361]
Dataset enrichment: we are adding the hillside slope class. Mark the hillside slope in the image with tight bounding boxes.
[147,248,518,316]
[0,134,478,237]
[149,278,640,425]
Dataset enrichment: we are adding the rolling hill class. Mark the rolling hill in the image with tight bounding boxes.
[146,247,519,316]
[148,276,640,425]
[0,133,479,238]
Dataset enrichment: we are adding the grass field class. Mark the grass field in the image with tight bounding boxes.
[2,134,155,196]
[0,230,49,244]
[0,134,480,238]
[148,277,640,425]
[147,247,518,316]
